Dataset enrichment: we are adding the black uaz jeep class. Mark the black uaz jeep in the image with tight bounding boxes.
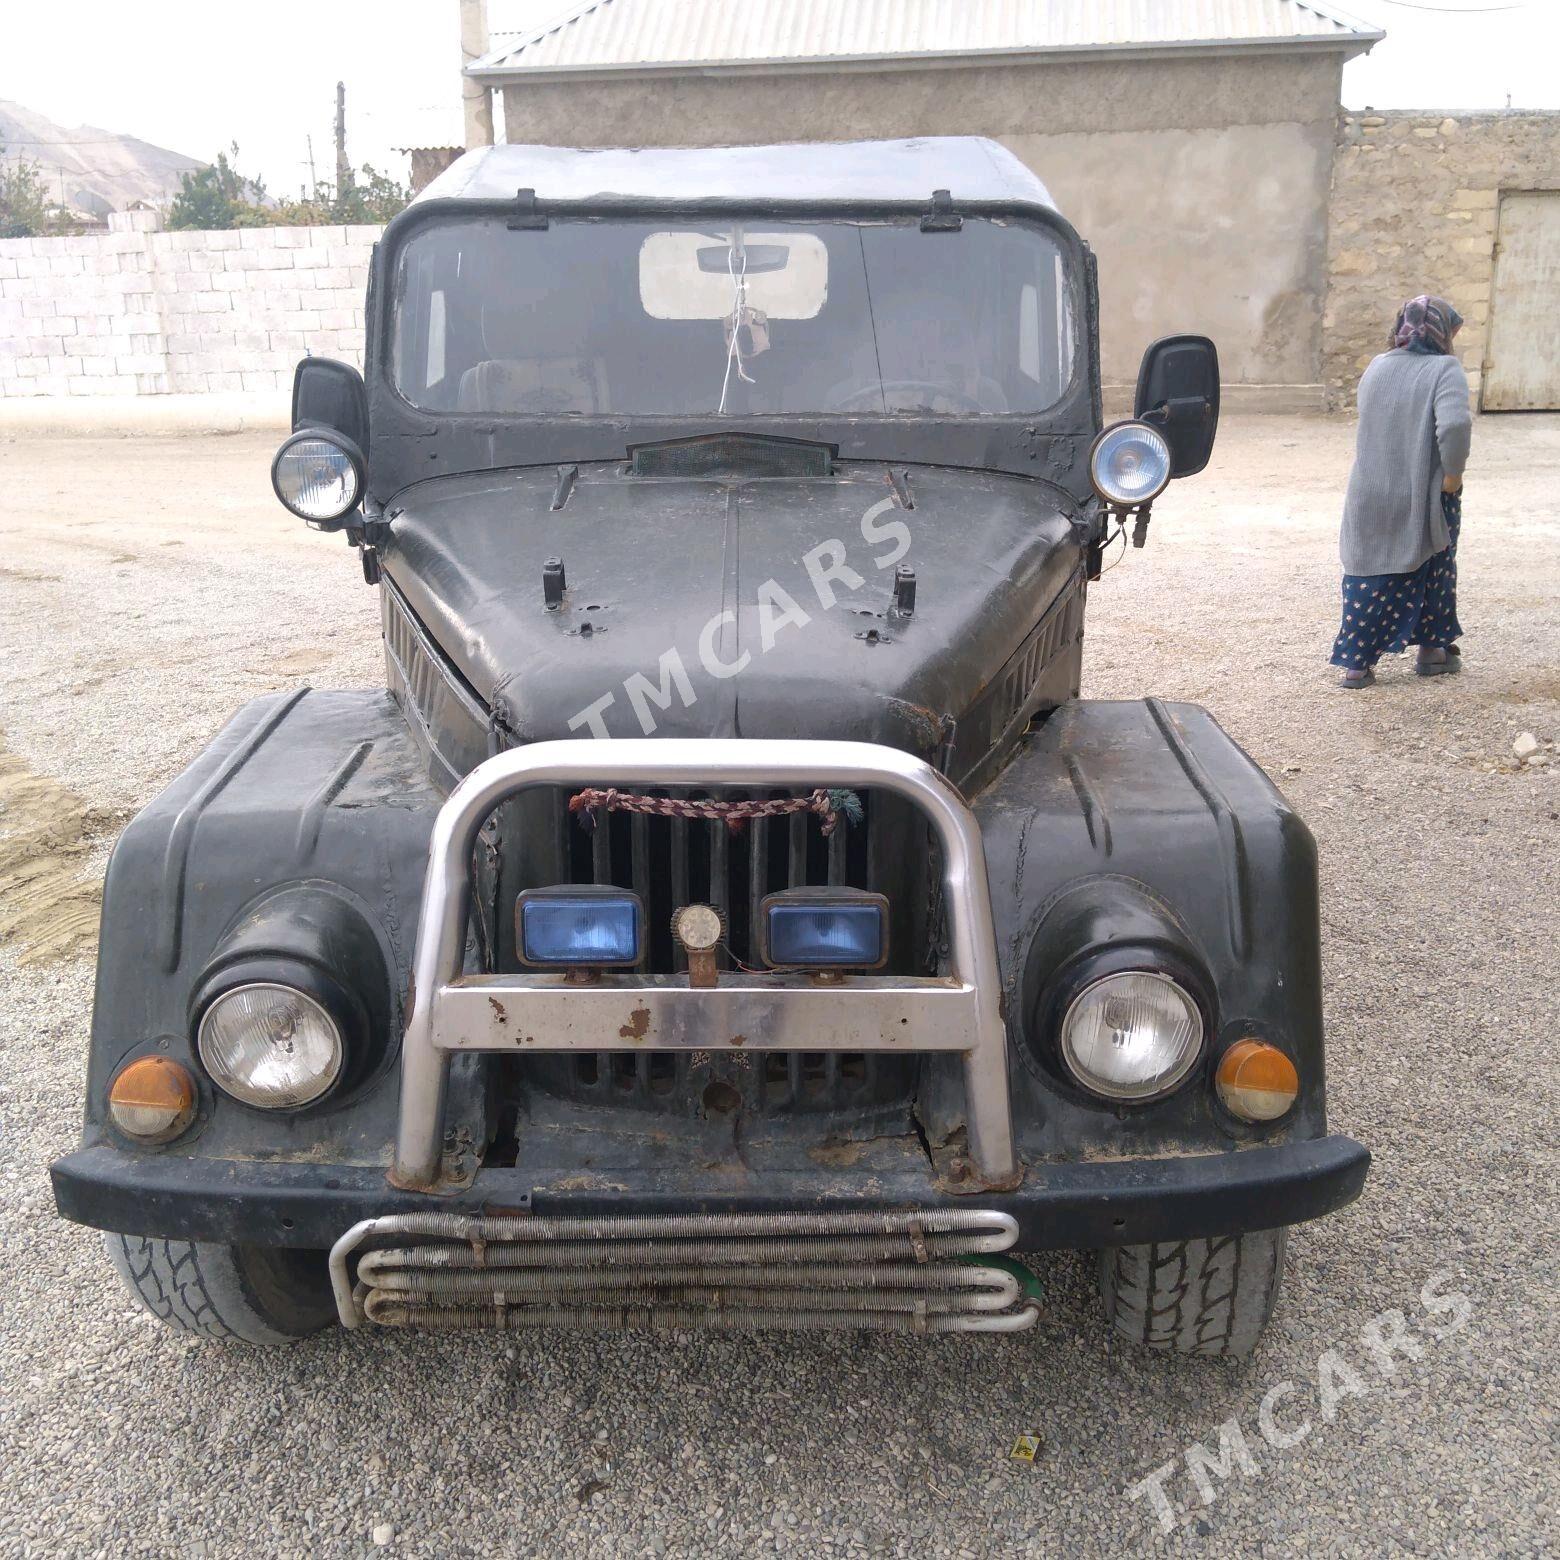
[52,139,1368,1352]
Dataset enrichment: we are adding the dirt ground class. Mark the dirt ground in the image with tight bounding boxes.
[0,415,1556,1557]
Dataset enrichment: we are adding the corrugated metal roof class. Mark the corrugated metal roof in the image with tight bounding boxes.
[473,0,1383,79]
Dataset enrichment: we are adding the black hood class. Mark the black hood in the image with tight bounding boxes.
[382,457,1081,759]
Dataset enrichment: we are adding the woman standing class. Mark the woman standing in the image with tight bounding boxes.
[1331,295,1472,688]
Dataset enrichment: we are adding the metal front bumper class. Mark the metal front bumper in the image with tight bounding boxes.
[51,1133,1371,1254]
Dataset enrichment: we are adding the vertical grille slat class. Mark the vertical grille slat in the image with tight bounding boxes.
[788,810,806,889]
[553,786,571,881]
[671,806,690,974]
[631,812,650,970]
[591,809,612,884]
[865,795,882,894]
[708,815,729,968]
[748,804,769,967]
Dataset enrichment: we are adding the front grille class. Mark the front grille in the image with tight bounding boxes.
[503,786,928,1117]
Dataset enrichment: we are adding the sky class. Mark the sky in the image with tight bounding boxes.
[0,0,1555,193]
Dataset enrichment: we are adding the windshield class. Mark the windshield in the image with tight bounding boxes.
[391,215,1075,419]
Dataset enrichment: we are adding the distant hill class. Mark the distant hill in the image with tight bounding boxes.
[0,99,204,216]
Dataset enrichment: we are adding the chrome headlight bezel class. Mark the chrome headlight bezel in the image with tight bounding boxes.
[1089,419,1173,508]
[270,427,365,526]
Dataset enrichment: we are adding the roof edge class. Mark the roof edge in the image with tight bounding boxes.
[407,137,1063,214]
[469,30,1384,84]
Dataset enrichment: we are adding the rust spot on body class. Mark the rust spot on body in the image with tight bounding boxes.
[728,1033,746,1047]
[808,1140,867,1168]
[488,996,508,1024]
[619,1006,651,1041]
[549,1172,629,1192]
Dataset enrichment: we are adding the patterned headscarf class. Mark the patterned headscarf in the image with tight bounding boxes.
[1392,295,1463,355]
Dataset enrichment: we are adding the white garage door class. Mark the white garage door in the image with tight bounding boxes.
[1483,190,1560,411]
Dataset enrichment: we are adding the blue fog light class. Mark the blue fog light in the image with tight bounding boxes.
[517,888,642,968]
[762,891,888,969]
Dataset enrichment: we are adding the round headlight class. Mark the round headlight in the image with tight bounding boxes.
[1059,970,1204,1101]
[271,430,364,524]
[1090,421,1172,507]
[197,983,343,1109]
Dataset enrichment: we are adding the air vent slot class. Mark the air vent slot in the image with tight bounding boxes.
[628,432,835,479]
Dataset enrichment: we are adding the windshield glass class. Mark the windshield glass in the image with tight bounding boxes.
[391,215,1075,418]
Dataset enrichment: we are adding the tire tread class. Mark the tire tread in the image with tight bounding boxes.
[111,1234,240,1340]
[1099,1228,1285,1357]
[106,1234,328,1345]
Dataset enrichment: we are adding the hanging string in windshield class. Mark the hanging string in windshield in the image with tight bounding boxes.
[718,231,757,415]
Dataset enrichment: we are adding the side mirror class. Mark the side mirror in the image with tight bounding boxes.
[291,357,368,453]
[1134,335,1219,478]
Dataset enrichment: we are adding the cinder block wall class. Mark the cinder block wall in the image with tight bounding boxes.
[0,218,380,398]
[1323,110,1560,409]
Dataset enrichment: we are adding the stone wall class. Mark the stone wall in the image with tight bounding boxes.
[0,212,379,398]
[1323,110,1560,408]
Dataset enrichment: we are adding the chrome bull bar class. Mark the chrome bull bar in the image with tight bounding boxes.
[394,739,1016,1189]
[330,1209,1039,1333]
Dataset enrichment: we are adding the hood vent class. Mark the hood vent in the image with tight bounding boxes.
[628,432,835,480]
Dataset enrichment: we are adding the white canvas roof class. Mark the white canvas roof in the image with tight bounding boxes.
[413,137,1059,213]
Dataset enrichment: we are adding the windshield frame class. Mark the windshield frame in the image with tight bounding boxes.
[365,193,1099,504]
[386,206,1081,426]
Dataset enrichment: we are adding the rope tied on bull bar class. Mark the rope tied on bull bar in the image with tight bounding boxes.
[568,787,864,838]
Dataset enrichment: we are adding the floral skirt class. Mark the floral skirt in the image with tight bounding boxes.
[1330,492,1462,671]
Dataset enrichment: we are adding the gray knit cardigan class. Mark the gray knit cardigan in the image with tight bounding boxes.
[1339,350,1472,576]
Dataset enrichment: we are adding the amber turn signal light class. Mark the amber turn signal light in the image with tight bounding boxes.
[1215,1040,1299,1123]
[108,1056,196,1142]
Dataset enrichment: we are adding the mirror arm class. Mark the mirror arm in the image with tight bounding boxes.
[1140,396,1206,432]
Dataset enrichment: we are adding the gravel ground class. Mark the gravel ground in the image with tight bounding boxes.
[0,415,1555,1557]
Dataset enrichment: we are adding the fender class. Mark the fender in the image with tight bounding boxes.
[971,698,1326,1160]
[81,689,488,1171]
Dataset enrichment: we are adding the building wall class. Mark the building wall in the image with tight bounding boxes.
[501,50,1347,398]
[408,147,464,194]
[0,215,378,398]
[24,94,1551,412]
[1323,110,1560,408]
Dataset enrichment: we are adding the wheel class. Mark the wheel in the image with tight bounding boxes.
[1098,1228,1286,1357]
[106,1233,336,1345]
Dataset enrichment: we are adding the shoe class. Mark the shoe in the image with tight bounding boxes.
[1338,668,1375,690]
[1416,648,1461,677]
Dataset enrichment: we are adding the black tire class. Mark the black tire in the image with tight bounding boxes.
[106,1233,336,1345]
[1099,1228,1287,1358]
